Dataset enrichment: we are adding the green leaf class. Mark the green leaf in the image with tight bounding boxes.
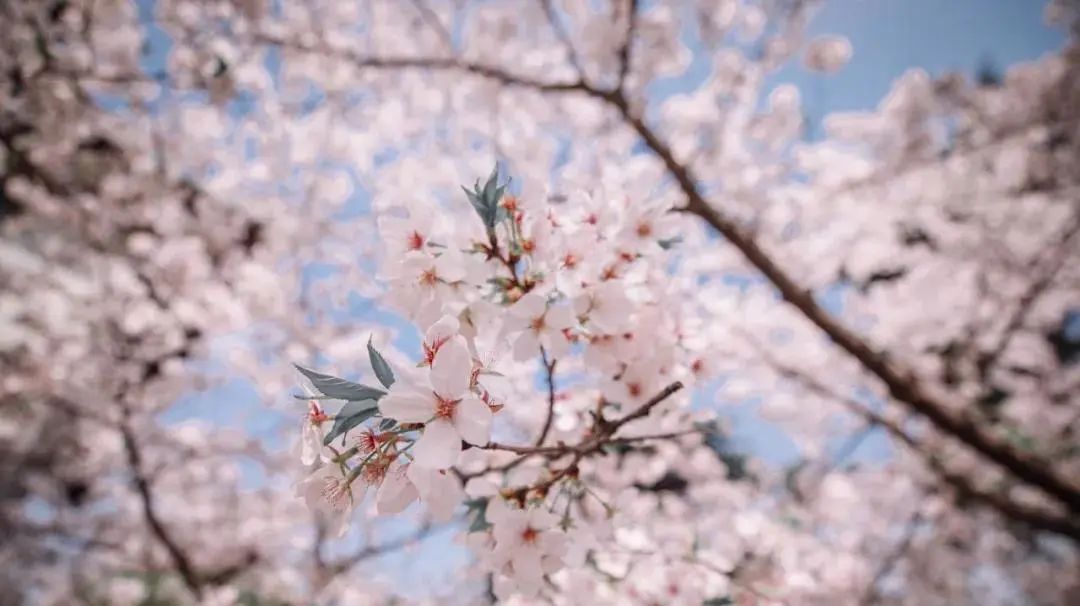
[464,497,492,532]
[366,337,396,388]
[702,598,734,606]
[658,236,684,250]
[323,400,378,445]
[463,165,511,231]
[294,364,386,401]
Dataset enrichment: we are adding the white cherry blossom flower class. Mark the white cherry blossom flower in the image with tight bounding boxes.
[504,292,575,361]
[573,281,634,334]
[294,465,355,537]
[375,463,418,515]
[378,335,492,468]
[407,463,464,521]
[488,498,569,596]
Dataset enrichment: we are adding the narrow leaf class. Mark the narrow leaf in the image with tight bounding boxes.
[323,400,378,445]
[294,364,386,401]
[367,337,396,388]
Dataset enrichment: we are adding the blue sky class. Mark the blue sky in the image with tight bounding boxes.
[784,0,1064,121]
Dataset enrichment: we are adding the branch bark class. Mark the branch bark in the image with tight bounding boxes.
[535,348,558,446]
[120,418,204,599]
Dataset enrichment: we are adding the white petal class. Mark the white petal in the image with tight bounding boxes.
[413,418,462,469]
[424,314,460,344]
[543,329,571,358]
[512,330,540,361]
[300,423,322,465]
[435,250,467,283]
[376,465,418,515]
[546,304,576,330]
[407,464,464,521]
[572,292,591,318]
[453,396,492,446]
[512,547,545,585]
[464,477,498,498]
[379,387,436,423]
[430,335,471,398]
[510,292,546,318]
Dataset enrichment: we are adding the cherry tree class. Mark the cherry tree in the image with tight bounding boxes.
[2,0,1078,604]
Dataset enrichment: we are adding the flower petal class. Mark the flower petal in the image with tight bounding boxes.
[408,464,464,521]
[453,395,492,446]
[512,330,540,362]
[379,386,435,423]
[546,304,576,330]
[430,335,471,398]
[510,292,546,319]
[425,314,460,345]
[376,465,418,515]
[543,329,570,358]
[413,418,462,469]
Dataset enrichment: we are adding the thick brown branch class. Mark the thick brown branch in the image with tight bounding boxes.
[752,343,1080,542]
[120,420,203,598]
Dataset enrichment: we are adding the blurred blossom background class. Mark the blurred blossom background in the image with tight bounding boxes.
[1,0,1078,604]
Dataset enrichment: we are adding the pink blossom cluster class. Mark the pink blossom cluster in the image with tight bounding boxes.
[293,170,721,599]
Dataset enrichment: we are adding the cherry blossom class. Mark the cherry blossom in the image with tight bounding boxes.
[487,498,570,597]
[503,293,576,361]
[379,332,492,468]
[294,466,355,538]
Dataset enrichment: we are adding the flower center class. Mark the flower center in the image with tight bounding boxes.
[308,402,329,425]
[562,253,578,269]
[321,477,350,511]
[434,394,460,419]
[407,231,425,251]
[627,382,642,398]
[419,268,438,286]
[423,335,451,366]
[362,459,390,484]
[636,221,652,237]
[355,429,379,454]
[521,526,540,544]
[529,315,546,332]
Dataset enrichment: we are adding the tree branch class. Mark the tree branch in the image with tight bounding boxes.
[540,0,586,79]
[120,418,203,598]
[323,522,443,576]
[615,0,639,91]
[978,210,1080,378]
[746,339,1080,542]
[535,348,558,446]
[859,510,924,606]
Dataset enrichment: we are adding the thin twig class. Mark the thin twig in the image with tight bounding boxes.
[859,510,924,605]
[615,0,639,91]
[535,348,558,446]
